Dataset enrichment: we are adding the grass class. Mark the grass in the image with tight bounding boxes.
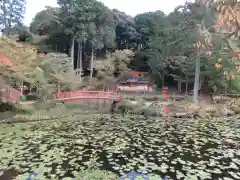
[0,114,240,179]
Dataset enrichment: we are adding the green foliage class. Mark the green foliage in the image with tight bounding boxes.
[24,0,240,94]
[35,53,81,99]
[0,38,81,102]
[0,0,26,35]
[30,6,61,36]
[95,49,134,80]
[74,169,117,180]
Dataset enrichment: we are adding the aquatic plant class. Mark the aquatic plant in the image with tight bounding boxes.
[0,115,239,179]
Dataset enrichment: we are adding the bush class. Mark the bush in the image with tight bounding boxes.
[115,100,161,117]
[16,104,35,115]
[0,102,34,114]
[139,107,159,116]
[73,169,117,180]
[125,96,136,101]
[116,100,140,114]
[0,102,17,112]
[33,101,59,110]
[143,96,159,101]
[25,94,38,101]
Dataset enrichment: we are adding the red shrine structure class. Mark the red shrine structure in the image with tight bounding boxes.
[116,71,153,92]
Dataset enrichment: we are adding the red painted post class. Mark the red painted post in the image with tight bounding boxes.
[162,88,168,101]
[216,24,220,32]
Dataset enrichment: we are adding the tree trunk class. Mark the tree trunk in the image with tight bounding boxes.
[185,76,188,95]
[178,81,182,93]
[77,39,82,81]
[162,71,165,88]
[70,0,75,70]
[185,82,188,95]
[57,82,60,92]
[20,81,23,94]
[77,40,80,71]
[2,2,9,35]
[89,48,94,83]
[193,50,200,103]
[79,40,82,74]
[8,1,13,29]
[79,39,83,82]
[71,35,75,70]
[57,57,60,92]
[137,39,141,51]
[104,46,107,54]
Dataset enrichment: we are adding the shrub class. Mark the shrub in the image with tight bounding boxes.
[33,101,58,110]
[0,102,17,112]
[143,96,159,101]
[0,102,35,114]
[25,94,38,101]
[73,169,117,180]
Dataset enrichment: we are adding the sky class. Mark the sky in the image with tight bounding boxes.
[24,0,188,25]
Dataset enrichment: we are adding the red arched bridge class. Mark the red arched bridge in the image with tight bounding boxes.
[55,91,123,102]
[0,86,22,103]
[0,87,123,103]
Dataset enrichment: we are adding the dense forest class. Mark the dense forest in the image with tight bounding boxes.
[1,0,240,102]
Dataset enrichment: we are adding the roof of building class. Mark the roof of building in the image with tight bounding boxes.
[119,78,150,84]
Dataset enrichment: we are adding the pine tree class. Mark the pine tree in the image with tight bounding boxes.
[0,0,26,35]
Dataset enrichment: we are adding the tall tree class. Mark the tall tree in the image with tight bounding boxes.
[0,0,26,35]
[114,9,138,50]
[29,6,61,36]
[200,0,240,55]
[88,0,116,82]
[134,11,166,50]
[144,11,171,87]
[173,2,214,102]
[57,0,76,70]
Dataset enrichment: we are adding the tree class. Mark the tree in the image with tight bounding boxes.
[87,1,116,82]
[144,12,172,87]
[57,0,98,73]
[169,55,195,94]
[29,6,61,36]
[0,36,38,84]
[199,0,240,37]
[95,49,134,80]
[172,2,215,102]
[29,7,71,54]
[0,0,26,35]
[25,0,240,95]
[114,9,138,50]
[0,36,83,100]
[197,0,240,93]
[39,53,81,93]
[11,23,31,42]
[199,0,240,57]
[134,11,166,50]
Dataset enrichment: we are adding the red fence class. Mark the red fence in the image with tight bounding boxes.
[0,87,22,102]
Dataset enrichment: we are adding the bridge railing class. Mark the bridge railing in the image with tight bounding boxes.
[0,86,22,103]
[55,91,122,99]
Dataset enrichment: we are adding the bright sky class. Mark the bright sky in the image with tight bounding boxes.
[24,0,188,25]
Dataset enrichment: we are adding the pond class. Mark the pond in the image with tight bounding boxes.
[0,115,240,179]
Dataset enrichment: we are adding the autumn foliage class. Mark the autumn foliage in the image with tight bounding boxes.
[0,36,39,82]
